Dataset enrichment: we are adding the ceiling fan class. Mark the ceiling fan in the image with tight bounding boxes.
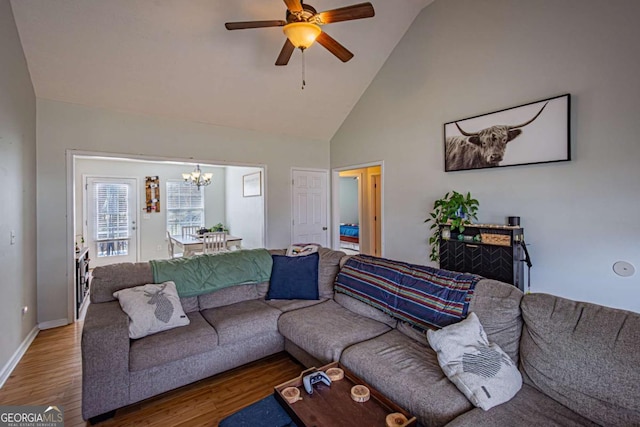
[225,1,375,66]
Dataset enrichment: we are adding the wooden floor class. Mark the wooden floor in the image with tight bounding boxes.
[0,322,304,426]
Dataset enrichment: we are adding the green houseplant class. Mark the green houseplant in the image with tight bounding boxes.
[425,191,479,262]
[209,222,229,233]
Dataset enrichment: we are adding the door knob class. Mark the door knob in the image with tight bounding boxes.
[322,227,328,231]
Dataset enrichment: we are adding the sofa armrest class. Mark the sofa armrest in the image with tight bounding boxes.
[81,301,131,420]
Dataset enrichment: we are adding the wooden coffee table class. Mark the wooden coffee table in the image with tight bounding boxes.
[274,362,416,427]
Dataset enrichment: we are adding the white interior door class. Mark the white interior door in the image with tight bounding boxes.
[292,169,328,246]
[85,177,138,267]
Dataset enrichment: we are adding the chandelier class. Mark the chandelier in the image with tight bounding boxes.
[182,165,212,188]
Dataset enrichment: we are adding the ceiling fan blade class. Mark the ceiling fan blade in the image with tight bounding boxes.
[275,39,295,66]
[225,20,286,30]
[316,32,354,62]
[283,0,303,13]
[315,2,375,24]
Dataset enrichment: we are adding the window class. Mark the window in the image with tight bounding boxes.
[89,180,133,258]
[166,180,205,235]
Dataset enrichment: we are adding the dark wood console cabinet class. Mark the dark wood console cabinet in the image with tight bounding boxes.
[75,247,90,318]
[439,224,525,292]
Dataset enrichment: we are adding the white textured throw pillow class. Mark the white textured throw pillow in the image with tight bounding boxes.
[427,312,522,411]
[286,244,319,257]
[113,281,190,339]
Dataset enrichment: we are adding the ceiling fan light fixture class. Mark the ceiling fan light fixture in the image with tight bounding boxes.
[283,22,321,49]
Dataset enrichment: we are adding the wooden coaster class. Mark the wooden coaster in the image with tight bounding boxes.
[385,412,408,426]
[282,386,302,404]
[350,385,370,403]
[325,367,344,381]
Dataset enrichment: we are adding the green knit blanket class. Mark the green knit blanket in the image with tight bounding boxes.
[150,249,273,298]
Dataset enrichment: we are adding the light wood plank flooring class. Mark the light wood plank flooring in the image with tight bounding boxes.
[0,322,304,426]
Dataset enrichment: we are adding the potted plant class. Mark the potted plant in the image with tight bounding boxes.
[197,223,229,235]
[425,191,479,262]
[209,222,229,233]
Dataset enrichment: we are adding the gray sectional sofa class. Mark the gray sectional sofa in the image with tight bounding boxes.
[82,248,640,426]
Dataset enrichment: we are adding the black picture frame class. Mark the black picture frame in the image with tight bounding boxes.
[443,94,570,172]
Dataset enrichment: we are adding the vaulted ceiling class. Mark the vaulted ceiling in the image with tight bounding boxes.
[11,0,432,141]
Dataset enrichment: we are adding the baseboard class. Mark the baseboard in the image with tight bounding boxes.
[38,318,69,330]
[0,326,39,389]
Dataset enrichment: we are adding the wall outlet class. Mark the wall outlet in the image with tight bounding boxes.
[10,230,16,245]
[156,245,163,252]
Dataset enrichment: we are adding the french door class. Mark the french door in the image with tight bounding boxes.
[85,177,138,267]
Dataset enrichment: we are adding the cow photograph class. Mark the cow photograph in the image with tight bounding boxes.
[444,94,570,172]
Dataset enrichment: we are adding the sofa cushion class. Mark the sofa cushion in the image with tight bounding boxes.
[341,329,472,427]
[129,311,218,371]
[444,383,599,427]
[269,247,344,299]
[334,292,397,328]
[198,283,260,310]
[520,293,640,426]
[278,299,391,363]
[468,279,523,363]
[91,262,153,303]
[113,281,190,339]
[427,312,522,411]
[317,247,346,299]
[180,296,199,313]
[396,321,429,345]
[286,243,319,256]
[267,253,319,300]
[201,300,281,346]
[265,298,327,313]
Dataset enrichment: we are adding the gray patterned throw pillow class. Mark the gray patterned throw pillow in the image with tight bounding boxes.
[113,281,190,339]
[427,312,522,410]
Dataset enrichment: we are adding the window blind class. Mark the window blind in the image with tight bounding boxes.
[166,180,205,235]
[93,182,130,240]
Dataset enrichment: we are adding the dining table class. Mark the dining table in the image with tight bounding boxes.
[170,234,242,256]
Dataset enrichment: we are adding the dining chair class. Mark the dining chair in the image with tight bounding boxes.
[167,231,183,258]
[181,225,200,237]
[203,232,227,254]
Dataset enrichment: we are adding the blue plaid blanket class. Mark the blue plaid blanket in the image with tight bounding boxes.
[334,255,481,330]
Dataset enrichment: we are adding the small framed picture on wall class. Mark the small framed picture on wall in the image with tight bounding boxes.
[243,171,262,197]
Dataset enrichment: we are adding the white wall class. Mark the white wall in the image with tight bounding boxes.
[74,158,226,262]
[0,0,37,373]
[225,167,264,249]
[331,0,640,312]
[339,177,359,224]
[37,99,328,324]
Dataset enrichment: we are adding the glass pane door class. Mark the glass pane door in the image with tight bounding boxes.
[86,177,138,267]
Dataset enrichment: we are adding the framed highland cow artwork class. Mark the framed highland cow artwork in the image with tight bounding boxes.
[443,94,570,172]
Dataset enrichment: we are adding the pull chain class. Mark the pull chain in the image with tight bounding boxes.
[301,48,306,90]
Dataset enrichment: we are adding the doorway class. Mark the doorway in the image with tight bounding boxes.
[332,163,383,257]
[69,151,267,323]
[84,177,139,267]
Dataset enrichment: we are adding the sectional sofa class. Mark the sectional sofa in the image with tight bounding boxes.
[82,247,640,426]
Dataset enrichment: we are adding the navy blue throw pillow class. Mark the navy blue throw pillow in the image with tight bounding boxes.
[266,253,319,300]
